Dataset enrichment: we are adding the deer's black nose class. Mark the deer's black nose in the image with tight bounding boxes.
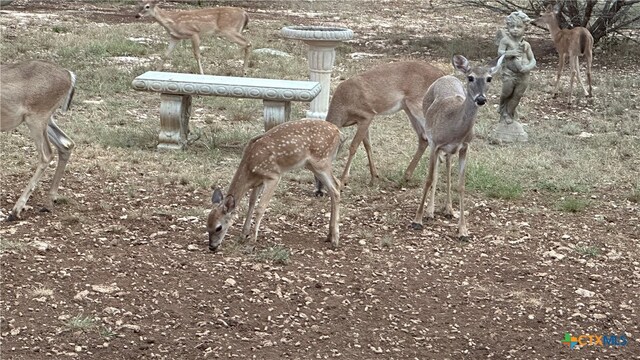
[135,14,141,19]
[209,244,219,253]
[475,96,486,106]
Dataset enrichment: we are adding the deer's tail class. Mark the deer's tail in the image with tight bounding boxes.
[61,70,76,112]
[242,12,249,32]
[579,31,588,56]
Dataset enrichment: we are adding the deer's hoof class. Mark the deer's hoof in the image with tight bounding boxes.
[410,222,423,231]
[6,213,19,222]
[314,190,325,197]
[39,207,51,213]
[458,234,471,242]
[443,212,454,220]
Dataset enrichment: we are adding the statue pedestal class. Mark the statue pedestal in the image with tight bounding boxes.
[281,26,354,120]
[491,121,528,143]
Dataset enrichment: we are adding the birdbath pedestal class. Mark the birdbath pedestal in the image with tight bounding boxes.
[281,26,354,119]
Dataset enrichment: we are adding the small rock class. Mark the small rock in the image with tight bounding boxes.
[121,324,141,333]
[74,290,90,301]
[225,278,236,287]
[187,244,199,251]
[593,314,607,320]
[575,288,595,298]
[543,250,565,260]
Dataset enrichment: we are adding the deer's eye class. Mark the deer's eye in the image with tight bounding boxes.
[486,77,492,83]
[215,225,223,233]
[467,76,475,82]
[145,4,150,9]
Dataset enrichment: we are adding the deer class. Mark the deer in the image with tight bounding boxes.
[1,60,76,221]
[207,119,342,253]
[135,0,251,75]
[534,4,593,105]
[316,61,446,195]
[410,54,504,240]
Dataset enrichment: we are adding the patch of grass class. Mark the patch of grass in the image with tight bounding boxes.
[65,315,96,331]
[466,164,523,200]
[380,236,393,248]
[0,238,26,252]
[575,246,600,258]
[99,326,118,340]
[556,197,590,213]
[255,245,291,265]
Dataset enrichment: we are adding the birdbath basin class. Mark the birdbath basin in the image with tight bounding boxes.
[281,26,354,119]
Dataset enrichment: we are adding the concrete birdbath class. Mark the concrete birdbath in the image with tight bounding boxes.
[281,25,354,119]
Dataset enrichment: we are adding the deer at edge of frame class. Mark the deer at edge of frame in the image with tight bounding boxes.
[1,60,76,221]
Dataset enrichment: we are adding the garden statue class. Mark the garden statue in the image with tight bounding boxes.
[492,10,535,143]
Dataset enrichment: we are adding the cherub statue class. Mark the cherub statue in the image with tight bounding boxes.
[496,10,536,125]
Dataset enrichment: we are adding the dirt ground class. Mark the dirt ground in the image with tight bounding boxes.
[1,1,639,359]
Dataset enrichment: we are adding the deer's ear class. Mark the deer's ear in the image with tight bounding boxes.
[452,55,471,74]
[489,55,505,75]
[224,195,236,213]
[212,188,224,205]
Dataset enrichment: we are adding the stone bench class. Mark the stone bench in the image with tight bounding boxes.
[131,71,321,150]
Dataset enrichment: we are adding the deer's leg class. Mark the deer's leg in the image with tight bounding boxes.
[250,178,279,242]
[402,99,428,181]
[552,53,566,98]
[219,31,251,76]
[411,147,439,230]
[46,119,74,204]
[457,146,469,240]
[160,37,179,71]
[361,130,379,185]
[9,116,54,220]
[585,51,593,97]
[443,154,454,218]
[312,166,341,248]
[404,137,428,181]
[568,55,578,105]
[190,35,204,74]
[242,185,263,239]
[574,57,589,97]
[340,118,371,187]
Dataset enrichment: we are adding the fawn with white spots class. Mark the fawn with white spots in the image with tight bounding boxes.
[135,0,251,75]
[207,119,342,252]
[320,61,446,191]
[1,60,76,220]
[411,54,504,240]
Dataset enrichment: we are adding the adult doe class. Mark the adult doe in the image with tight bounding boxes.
[135,0,251,75]
[1,60,76,220]
[207,119,342,252]
[535,5,593,104]
[411,55,504,240]
[322,61,445,190]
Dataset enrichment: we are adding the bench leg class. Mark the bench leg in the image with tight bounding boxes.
[158,94,192,150]
[263,100,291,131]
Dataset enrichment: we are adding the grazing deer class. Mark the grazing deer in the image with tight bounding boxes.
[321,61,446,191]
[1,60,76,221]
[207,119,342,252]
[135,0,251,75]
[411,54,504,240]
[535,5,593,104]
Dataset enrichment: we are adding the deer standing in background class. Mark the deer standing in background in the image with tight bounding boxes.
[319,61,445,193]
[135,0,251,75]
[411,55,504,240]
[1,60,76,221]
[535,5,593,105]
[207,120,342,253]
